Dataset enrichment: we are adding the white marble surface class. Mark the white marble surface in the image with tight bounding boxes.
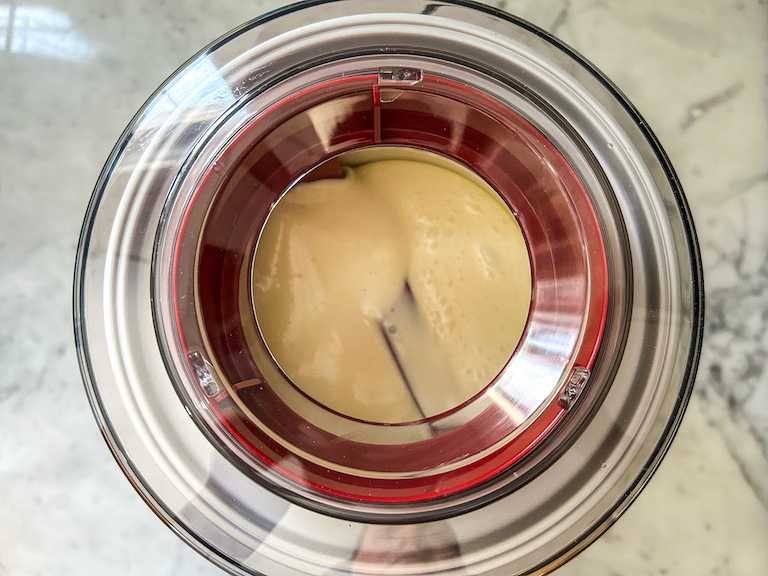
[0,0,767,574]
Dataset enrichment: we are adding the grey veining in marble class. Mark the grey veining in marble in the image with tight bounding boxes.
[0,0,766,575]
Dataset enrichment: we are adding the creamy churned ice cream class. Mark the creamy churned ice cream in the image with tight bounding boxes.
[252,148,531,423]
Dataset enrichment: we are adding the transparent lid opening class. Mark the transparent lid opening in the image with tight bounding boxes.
[165,71,607,505]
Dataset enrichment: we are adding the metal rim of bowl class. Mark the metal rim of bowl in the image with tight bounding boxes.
[74,1,704,574]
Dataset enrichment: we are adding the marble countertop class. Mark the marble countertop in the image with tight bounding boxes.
[1,0,766,574]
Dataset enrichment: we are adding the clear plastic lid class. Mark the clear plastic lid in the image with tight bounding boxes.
[75,1,703,574]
